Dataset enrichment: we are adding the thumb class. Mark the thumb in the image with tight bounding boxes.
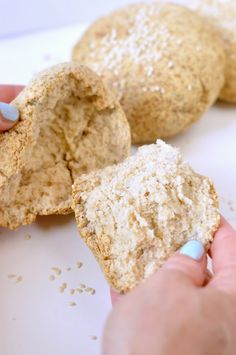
[111,240,208,305]
[160,240,208,287]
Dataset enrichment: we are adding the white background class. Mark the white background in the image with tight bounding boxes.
[0,1,236,355]
[0,0,187,37]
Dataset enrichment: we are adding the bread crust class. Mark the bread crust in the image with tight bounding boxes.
[72,3,225,143]
[190,0,236,102]
[72,140,220,293]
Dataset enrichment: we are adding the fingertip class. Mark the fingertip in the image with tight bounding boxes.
[180,240,205,261]
[213,216,236,241]
[161,241,207,287]
[209,216,236,293]
[0,102,19,132]
[210,217,236,262]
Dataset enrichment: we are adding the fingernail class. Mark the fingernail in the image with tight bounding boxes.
[180,240,205,261]
[0,102,19,122]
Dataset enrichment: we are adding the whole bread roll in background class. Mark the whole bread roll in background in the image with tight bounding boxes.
[189,0,236,103]
[72,2,225,144]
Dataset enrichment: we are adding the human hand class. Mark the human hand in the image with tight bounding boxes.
[103,217,236,355]
[0,85,23,131]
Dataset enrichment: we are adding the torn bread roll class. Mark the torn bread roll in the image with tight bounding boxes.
[72,140,220,293]
[0,62,130,229]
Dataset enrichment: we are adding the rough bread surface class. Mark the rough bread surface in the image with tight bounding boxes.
[72,3,225,144]
[189,0,236,102]
[0,63,131,229]
[72,140,220,293]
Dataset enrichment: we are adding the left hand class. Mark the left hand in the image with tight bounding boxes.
[0,85,23,131]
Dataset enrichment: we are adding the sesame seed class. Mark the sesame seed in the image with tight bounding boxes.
[85,3,183,85]
[76,261,83,269]
[146,66,154,77]
[151,85,160,92]
[85,287,93,293]
[59,282,67,293]
[176,38,183,45]
[16,276,23,283]
[80,284,86,289]
[69,302,77,307]
[24,234,32,240]
[160,88,165,94]
[85,287,96,295]
[111,29,117,40]
[49,275,55,281]
[51,267,62,276]
[89,335,97,341]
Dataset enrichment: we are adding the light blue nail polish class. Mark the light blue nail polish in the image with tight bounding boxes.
[0,102,19,122]
[180,240,205,261]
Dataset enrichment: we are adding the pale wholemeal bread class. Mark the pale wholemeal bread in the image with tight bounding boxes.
[0,63,131,229]
[189,0,236,103]
[72,3,225,144]
[72,140,220,293]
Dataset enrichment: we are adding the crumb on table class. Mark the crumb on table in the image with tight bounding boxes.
[89,335,97,341]
[16,276,23,283]
[70,288,75,295]
[24,234,32,240]
[51,267,62,276]
[8,274,23,283]
[69,302,77,307]
[59,282,67,293]
[76,261,83,269]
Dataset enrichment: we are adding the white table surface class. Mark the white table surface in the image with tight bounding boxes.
[0,23,235,355]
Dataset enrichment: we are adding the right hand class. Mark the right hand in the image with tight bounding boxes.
[103,217,236,355]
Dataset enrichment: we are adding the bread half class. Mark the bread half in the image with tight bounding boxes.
[0,63,130,229]
[72,140,220,292]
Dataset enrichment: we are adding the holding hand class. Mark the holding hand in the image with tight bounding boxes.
[103,218,236,355]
